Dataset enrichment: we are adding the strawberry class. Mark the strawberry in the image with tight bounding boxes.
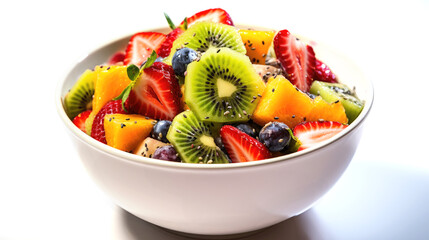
[91,100,126,144]
[314,59,338,83]
[72,110,92,132]
[108,51,125,65]
[273,29,316,92]
[220,125,271,163]
[157,28,184,58]
[293,121,347,151]
[127,62,181,120]
[123,32,166,66]
[181,8,234,27]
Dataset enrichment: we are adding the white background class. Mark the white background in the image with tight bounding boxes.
[1,0,429,239]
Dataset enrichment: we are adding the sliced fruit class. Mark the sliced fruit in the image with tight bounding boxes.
[293,121,347,151]
[108,51,126,65]
[314,59,337,83]
[64,69,96,119]
[158,28,184,58]
[253,64,282,83]
[238,29,275,64]
[181,8,234,27]
[185,47,266,123]
[104,114,155,152]
[127,62,182,120]
[310,81,363,123]
[85,65,131,135]
[252,75,348,128]
[220,125,271,163]
[124,32,166,66]
[72,110,92,132]
[166,111,229,164]
[167,21,245,63]
[132,137,170,158]
[273,29,316,92]
[91,100,126,144]
[180,85,190,110]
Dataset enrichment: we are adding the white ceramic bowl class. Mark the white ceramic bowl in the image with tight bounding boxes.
[56,26,373,236]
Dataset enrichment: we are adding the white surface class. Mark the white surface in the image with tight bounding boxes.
[1,0,428,239]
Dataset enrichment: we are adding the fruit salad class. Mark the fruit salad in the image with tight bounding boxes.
[64,8,364,164]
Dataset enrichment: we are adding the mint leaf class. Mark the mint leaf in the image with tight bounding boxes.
[141,50,157,70]
[113,84,133,112]
[127,64,140,81]
[183,17,188,30]
[164,12,176,30]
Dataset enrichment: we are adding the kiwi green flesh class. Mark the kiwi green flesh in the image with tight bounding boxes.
[166,111,229,164]
[310,81,364,123]
[185,47,262,123]
[165,21,246,64]
[64,69,95,119]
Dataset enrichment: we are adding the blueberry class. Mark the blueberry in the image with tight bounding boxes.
[152,145,180,162]
[235,124,258,139]
[151,120,172,143]
[172,48,198,77]
[259,122,291,152]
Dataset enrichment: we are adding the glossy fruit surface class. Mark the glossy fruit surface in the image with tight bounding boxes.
[259,122,291,152]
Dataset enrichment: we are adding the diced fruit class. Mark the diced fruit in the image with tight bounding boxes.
[166,111,230,163]
[124,32,166,66]
[273,29,316,92]
[220,125,271,163]
[172,47,198,77]
[258,122,292,152]
[64,69,96,119]
[103,114,155,152]
[151,120,172,143]
[127,62,182,120]
[314,59,337,83]
[132,137,169,158]
[252,75,348,128]
[85,65,131,135]
[157,28,184,58]
[185,47,266,123]
[239,29,275,64]
[108,51,125,65]
[72,110,92,132]
[293,121,347,151]
[181,8,234,27]
[152,145,180,162]
[253,64,283,83]
[91,100,126,144]
[310,81,363,123]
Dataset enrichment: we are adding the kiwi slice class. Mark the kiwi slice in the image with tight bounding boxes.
[309,80,364,123]
[185,47,265,123]
[64,69,95,119]
[166,110,229,164]
[166,21,246,63]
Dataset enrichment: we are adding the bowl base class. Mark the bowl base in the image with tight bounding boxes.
[163,227,267,239]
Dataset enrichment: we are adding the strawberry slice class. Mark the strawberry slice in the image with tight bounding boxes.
[314,59,338,83]
[91,100,126,144]
[157,28,184,58]
[273,29,316,92]
[108,51,125,65]
[181,8,234,27]
[124,32,166,66]
[220,125,271,163]
[72,110,92,132]
[293,121,347,151]
[127,62,181,120]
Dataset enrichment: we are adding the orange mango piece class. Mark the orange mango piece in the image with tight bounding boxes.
[252,76,348,128]
[239,29,275,64]
[104,114,156,152]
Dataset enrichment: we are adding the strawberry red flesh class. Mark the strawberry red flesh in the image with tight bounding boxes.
[314,59,338,83]
[157,28,184,58]
[220,125,271,163]
[293,121,347,151]
[181,8,234,27]
[72,110,92,132]
[91,100,126,144]
[273,29,316,92]
[127,62,181,120]
[124,32,166,66]
[108,51,125,65]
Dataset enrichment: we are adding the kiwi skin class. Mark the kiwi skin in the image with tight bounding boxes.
[166,110,229,164]
[64,69,95,119]
[184,47,265,123]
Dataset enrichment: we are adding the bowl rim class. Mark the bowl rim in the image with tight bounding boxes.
[55,25,374,170]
